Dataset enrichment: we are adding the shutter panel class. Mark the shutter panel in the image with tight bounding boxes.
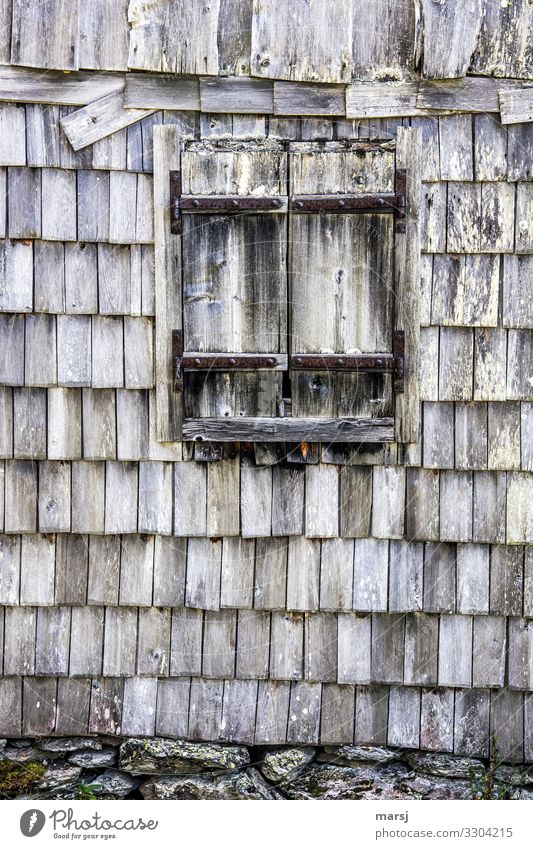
[157,132,420,444]
[179,139,287,420]
[289,142,396,420]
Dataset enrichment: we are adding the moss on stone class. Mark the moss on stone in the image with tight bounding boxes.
[0,760,46,799]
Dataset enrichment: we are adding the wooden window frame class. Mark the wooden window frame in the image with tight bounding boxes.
[153,126,422,446]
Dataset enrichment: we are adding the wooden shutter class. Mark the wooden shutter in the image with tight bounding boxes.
[289,142,396,420]
[155,129,421,444]
[179,140,287,424]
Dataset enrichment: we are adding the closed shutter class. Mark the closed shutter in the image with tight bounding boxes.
[155,129,421,445]
[179,140,287,423]
[289,142,397,421]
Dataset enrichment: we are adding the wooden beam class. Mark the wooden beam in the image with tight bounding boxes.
[60,91,155,151]
[200,76,273,114]
[124,73,201,110]
[346,82,420,118]
[394,127,422,444]
[153,125,183,441]
[0,66,124,105]
[182,416,394,442]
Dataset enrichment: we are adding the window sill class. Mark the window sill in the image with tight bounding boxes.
[181,416,395,443]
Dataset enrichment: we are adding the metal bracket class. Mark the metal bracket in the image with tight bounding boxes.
[170,172,182,235]
[171,169,407,233]
[172,329,184,390]
[395,169,407,233]
[290,352,396,372]
[289,192,404,216]
[393,330,405,392]
[170,171,286,234]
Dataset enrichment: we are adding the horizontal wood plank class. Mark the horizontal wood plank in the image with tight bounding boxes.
[60,91,154,151]
[124,73,201,110]
[0,66,124,105]
[182,417,394,442]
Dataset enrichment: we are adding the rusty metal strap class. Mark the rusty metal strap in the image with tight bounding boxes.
[289,193,402,214]
[290,353,396,370]
[170,169,407,233]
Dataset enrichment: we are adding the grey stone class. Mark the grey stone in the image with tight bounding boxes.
[260,747,315,783]
[68,749,118,768]
[34,764,82,793]
[518,787,533,800]
[404,752,485,779]
[120,738,250,775]
[322,745,401,765]
[0,740,6,749]
[87,770,138,799]
[494,765,533,787]
[141,768,281,800]
[283,764,400,800]
[40,737,102,753]
[0,746,49,763]
[400,775,474,800]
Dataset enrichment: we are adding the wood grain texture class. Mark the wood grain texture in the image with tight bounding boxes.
[470,0,533,79]
[0,66,123,105]
[124,74,200,110]
[346,82,419,118]
[338,613,371,684]
[60,91,154,151]
[255,680,290,744]
[79,0,129,71]
[353,539,388,612]
[287,537,320,612]
[371,613,405,684]
[11,0,80,71]
[404,613,438,685]
[217,0,253,76]
[128,0,220,74]
[320,539,354,611]
[153,125,182,439]
[352,0,416,82]
[220,679,258,744]
[184,418,394,442]
[200,77,273,114]
[421,688,454,751]
[419,0,483,79]
[388,686,420,748]
[438,614,472,687]
[119,535,154,606]
[395,127,422,442]
[251,0,353,83]
[287,681,321,743]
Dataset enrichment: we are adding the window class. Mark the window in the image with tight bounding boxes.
[154,129,421,446]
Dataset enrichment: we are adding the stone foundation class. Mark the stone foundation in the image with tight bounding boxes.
[1,738,532,800]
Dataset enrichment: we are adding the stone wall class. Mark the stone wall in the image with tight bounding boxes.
[1,737,532,801]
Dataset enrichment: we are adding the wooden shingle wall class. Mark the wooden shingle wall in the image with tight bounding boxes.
[1,0,532,81]
[0,1,532,759]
